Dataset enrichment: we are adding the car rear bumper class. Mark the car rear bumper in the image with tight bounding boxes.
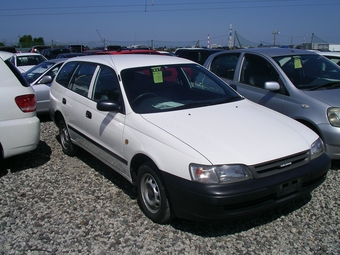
[161,153,330,222]
[0,116,40,158]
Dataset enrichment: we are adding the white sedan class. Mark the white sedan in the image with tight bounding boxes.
[49,54,330,223]
[0,51,40,159]
[9,52,47,73]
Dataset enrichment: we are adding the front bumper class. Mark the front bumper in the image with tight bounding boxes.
[161,153,330,222]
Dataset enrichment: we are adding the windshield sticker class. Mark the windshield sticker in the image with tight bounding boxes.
[293,56,302,69]
[151,67,163,83]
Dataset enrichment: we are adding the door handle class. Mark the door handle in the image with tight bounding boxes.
[62,98,66,104]
[86,110,92,119]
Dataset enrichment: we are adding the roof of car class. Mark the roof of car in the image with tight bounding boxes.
[96,49,163,55]
[317,51,340,56]
[62,54,195,71]
[222,47,317,57]
[0,50,14,60]
[14,52,45,56]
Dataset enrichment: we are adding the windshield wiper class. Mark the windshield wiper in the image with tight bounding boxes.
[174,101,211,110]
[309,82,340,91]
[175,97,242,110]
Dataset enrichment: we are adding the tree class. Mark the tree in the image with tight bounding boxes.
[19,35,45,48]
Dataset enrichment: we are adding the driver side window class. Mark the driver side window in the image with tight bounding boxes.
[92,66,120,102]
[240,55,280,88]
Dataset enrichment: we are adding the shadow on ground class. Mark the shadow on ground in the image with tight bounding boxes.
[0,141,52,177]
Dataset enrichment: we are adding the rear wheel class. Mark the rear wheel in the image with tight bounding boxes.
[137,161,173,224]
[59,119,78,156]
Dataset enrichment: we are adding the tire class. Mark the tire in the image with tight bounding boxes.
[137,162,173,224]
[59,119,78,156]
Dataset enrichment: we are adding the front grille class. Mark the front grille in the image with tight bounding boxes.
[249,150,310,178]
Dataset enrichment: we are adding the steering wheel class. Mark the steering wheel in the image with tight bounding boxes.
[131,92,157,106]
[75,75,91,83]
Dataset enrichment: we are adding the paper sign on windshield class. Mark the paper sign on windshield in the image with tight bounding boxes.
[151,67,163,83]
[293,56,302,69]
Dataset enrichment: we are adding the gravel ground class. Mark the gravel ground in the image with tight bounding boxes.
[0,117,339,255]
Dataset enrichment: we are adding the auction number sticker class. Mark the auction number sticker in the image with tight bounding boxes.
[151,67,163,83]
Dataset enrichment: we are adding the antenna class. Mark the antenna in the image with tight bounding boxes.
[96,29,106,47]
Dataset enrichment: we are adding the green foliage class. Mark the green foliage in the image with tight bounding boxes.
[19,35,45,48]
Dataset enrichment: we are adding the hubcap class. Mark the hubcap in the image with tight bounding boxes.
[61,124,70,149]
[141,173,161,214]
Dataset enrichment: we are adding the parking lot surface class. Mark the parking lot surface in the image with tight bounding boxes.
[0,118,339,254]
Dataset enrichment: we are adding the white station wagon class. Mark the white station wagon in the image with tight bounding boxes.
[49,54,330,223]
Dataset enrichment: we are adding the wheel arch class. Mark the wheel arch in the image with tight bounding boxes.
[130,153,155,186]
[296,118,322,139]
[53,110,64,127]
[0,142,3,160]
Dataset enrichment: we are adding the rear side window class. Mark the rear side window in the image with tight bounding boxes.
[4,59,30,87]
[210,53,240,80]
[55,62,78,87]
[69,63,97,96]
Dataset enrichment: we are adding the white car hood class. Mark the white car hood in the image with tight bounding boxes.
[141,100,317,165]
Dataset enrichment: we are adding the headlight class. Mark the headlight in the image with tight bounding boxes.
[327,107,340,127]
[189,164,253,184]
[310,138,325,160]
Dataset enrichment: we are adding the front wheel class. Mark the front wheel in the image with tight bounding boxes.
[59,119,78,156]
[137,162,173,224]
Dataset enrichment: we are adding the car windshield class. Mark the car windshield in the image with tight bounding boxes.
[273,54,340,90]
[23,61,56,84]
[121,64,242,113]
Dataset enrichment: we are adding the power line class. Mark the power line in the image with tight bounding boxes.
[0,1,339,16]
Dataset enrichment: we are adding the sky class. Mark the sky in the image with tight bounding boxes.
[1,0,340,49]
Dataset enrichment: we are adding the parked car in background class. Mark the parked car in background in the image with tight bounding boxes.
[56,53,86,58]
[9,52,47,73]
[23,58,66,114]
[175,48,225,65]
[41,47,70,59]
[0,51,40,159]
[0,46,17,53]
[83,49,103,55]
[204,48,340,159]
[49,54,329,223]
[29,45,50,54]
[318,51,340,66]
[157,51,175,56]
[67,45,88,53]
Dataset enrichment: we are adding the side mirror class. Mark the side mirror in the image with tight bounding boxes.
[38,75,53,84]
[96,99,120,112]
[264,81,280,91]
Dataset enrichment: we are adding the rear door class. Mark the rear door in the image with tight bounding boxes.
[56,61,98,145]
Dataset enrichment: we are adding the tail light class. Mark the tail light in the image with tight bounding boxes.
[15,94,37,112]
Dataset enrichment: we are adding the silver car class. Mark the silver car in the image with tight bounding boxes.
[23,58,65,114]
[204,48,340,159]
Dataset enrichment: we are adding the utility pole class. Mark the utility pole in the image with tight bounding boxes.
[228,24,233,49]
[272,31,280,46]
